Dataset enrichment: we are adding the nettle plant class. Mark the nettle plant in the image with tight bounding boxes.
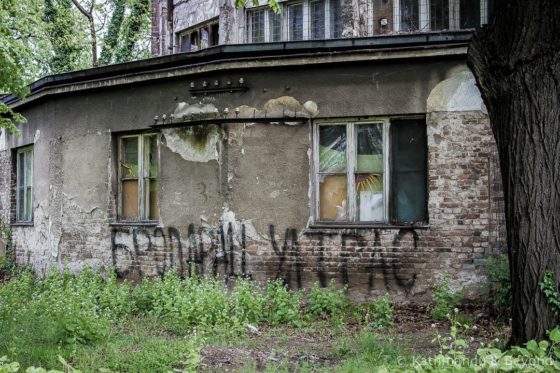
[430,275,464,321]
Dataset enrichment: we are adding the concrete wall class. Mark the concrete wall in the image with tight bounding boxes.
[0,58,506,303]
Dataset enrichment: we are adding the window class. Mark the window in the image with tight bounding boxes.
[329,0,343,38]
[178,18,219,53]
[247,8,282,43]
[288,3,304,40]
[310,0,326,39]
[248,9,266,43]
[118,134,159,221]
[314,118,427,224]
[15,147,33,222]
[394,0,488,32]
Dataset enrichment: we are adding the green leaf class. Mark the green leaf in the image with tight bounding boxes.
[550,328,560,343]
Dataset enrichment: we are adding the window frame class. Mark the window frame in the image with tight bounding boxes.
[15,146,33,223]
[393,0,490,32]
[177,17,219,53]
[312,117,427,226]
[117,133,160,222]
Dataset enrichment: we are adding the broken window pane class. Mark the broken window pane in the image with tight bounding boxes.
[319,125,346,172]
[330,0,343,38]
[147,179,159,220]
[310,0,326,39]
[269,10,282,41]
[460,0,480,28]
[391,119,427,222]
[122,179,139,219]
[356,173,384,221]
[430,0,449,30]
[289,4,304,40]
[319,175,347,221]
[400,0,419,31]
[356,124,384,221]
[145,135,158,178]
[249,9,265,43]
[121,137,139,177]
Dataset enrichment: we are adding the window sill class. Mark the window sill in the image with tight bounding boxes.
[11,222,34,227]
[109,221,160,227]
[306,223,430,230]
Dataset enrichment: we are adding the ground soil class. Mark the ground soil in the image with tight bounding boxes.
[198,304,511,372]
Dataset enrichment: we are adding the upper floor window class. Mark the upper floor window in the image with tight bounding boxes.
[118,134,159,221]
[178,18,219,53]
[246,0,344,43]
[314,118,427,224]
[15,147,33,222]
[247,8,283,43]
[395,0,488,32]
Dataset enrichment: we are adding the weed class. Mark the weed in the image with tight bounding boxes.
[540,269,560,316]
[264,279,302,327]
[430,275,463,321]
[486,254,511,318]
[363,294,394,329]
[307,280,348,319]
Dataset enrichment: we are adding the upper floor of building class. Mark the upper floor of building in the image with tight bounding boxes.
[151,0,491,56]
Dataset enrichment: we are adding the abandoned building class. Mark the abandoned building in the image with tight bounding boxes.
[0,0,505,302]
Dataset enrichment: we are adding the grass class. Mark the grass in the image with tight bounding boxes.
[0,268,520,372]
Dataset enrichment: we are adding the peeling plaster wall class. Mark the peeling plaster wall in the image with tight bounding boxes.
[0,57,505,303]
[173,0,220,33]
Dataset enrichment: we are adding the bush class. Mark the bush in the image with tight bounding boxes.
[486,254,511,318]
[364,294,394,329]
[264,279,302,326]
[430,276,463,321]
[308,280,349,319]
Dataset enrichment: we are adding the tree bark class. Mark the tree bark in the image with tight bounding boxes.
[468,0,560,345]
[71,0,97,67]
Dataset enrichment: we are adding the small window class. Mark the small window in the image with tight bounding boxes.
[314,118,427,224]
[329,0,343,38]
[400,0,419,31]
[288,3,304,40]
[248,9,266,42]
[309,0,326,39]
[459,0,480,28]
[118,134,159,221]
[15,147,33,222]
[177,18,219,52]
[430,0,449,30]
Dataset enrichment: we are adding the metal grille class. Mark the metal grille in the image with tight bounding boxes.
[488,152,507,255]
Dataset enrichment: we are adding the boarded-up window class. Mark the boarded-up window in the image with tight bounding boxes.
[16,147,33,222]
[119,134,159,221]
[315,119,427,224]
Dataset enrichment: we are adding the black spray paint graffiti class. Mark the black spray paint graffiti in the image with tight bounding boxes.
[111,224,421,293]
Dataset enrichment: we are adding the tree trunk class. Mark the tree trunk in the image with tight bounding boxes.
[468,0,560,345]
[71,0,97,67]
[99,0,126,65]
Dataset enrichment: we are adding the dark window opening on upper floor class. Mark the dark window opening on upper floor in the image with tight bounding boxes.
[178,18,219,53]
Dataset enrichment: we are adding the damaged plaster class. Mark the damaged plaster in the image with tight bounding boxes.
[427,69,486,113]
[162,102,223,162]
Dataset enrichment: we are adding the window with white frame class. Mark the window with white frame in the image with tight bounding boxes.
[246,1,344,43]
[247,8,283,43]
[15,146,33,222]
[314,118,427,224]
[118,134,159,221]
[394,0,489,32]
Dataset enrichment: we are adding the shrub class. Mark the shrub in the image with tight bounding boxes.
[540,269,560,316]
[264,279,302,326]
[307,280,349,318]
[430,276,463,321]
[364,294,394,329]
[486,254,511,318]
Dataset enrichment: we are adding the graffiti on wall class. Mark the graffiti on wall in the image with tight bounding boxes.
[111,224,421,293]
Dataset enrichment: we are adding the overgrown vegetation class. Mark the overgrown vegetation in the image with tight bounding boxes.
[1,268,559,372]
[486,254,512,318]
[540,269,560,317]
[430,275,463,321]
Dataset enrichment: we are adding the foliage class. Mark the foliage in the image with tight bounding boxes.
[263,279,302,327]
[486,254,511,318]
[430,276,463,321]
[307,280,349,319]
[540,269,560,316]
[363,294,394,329]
